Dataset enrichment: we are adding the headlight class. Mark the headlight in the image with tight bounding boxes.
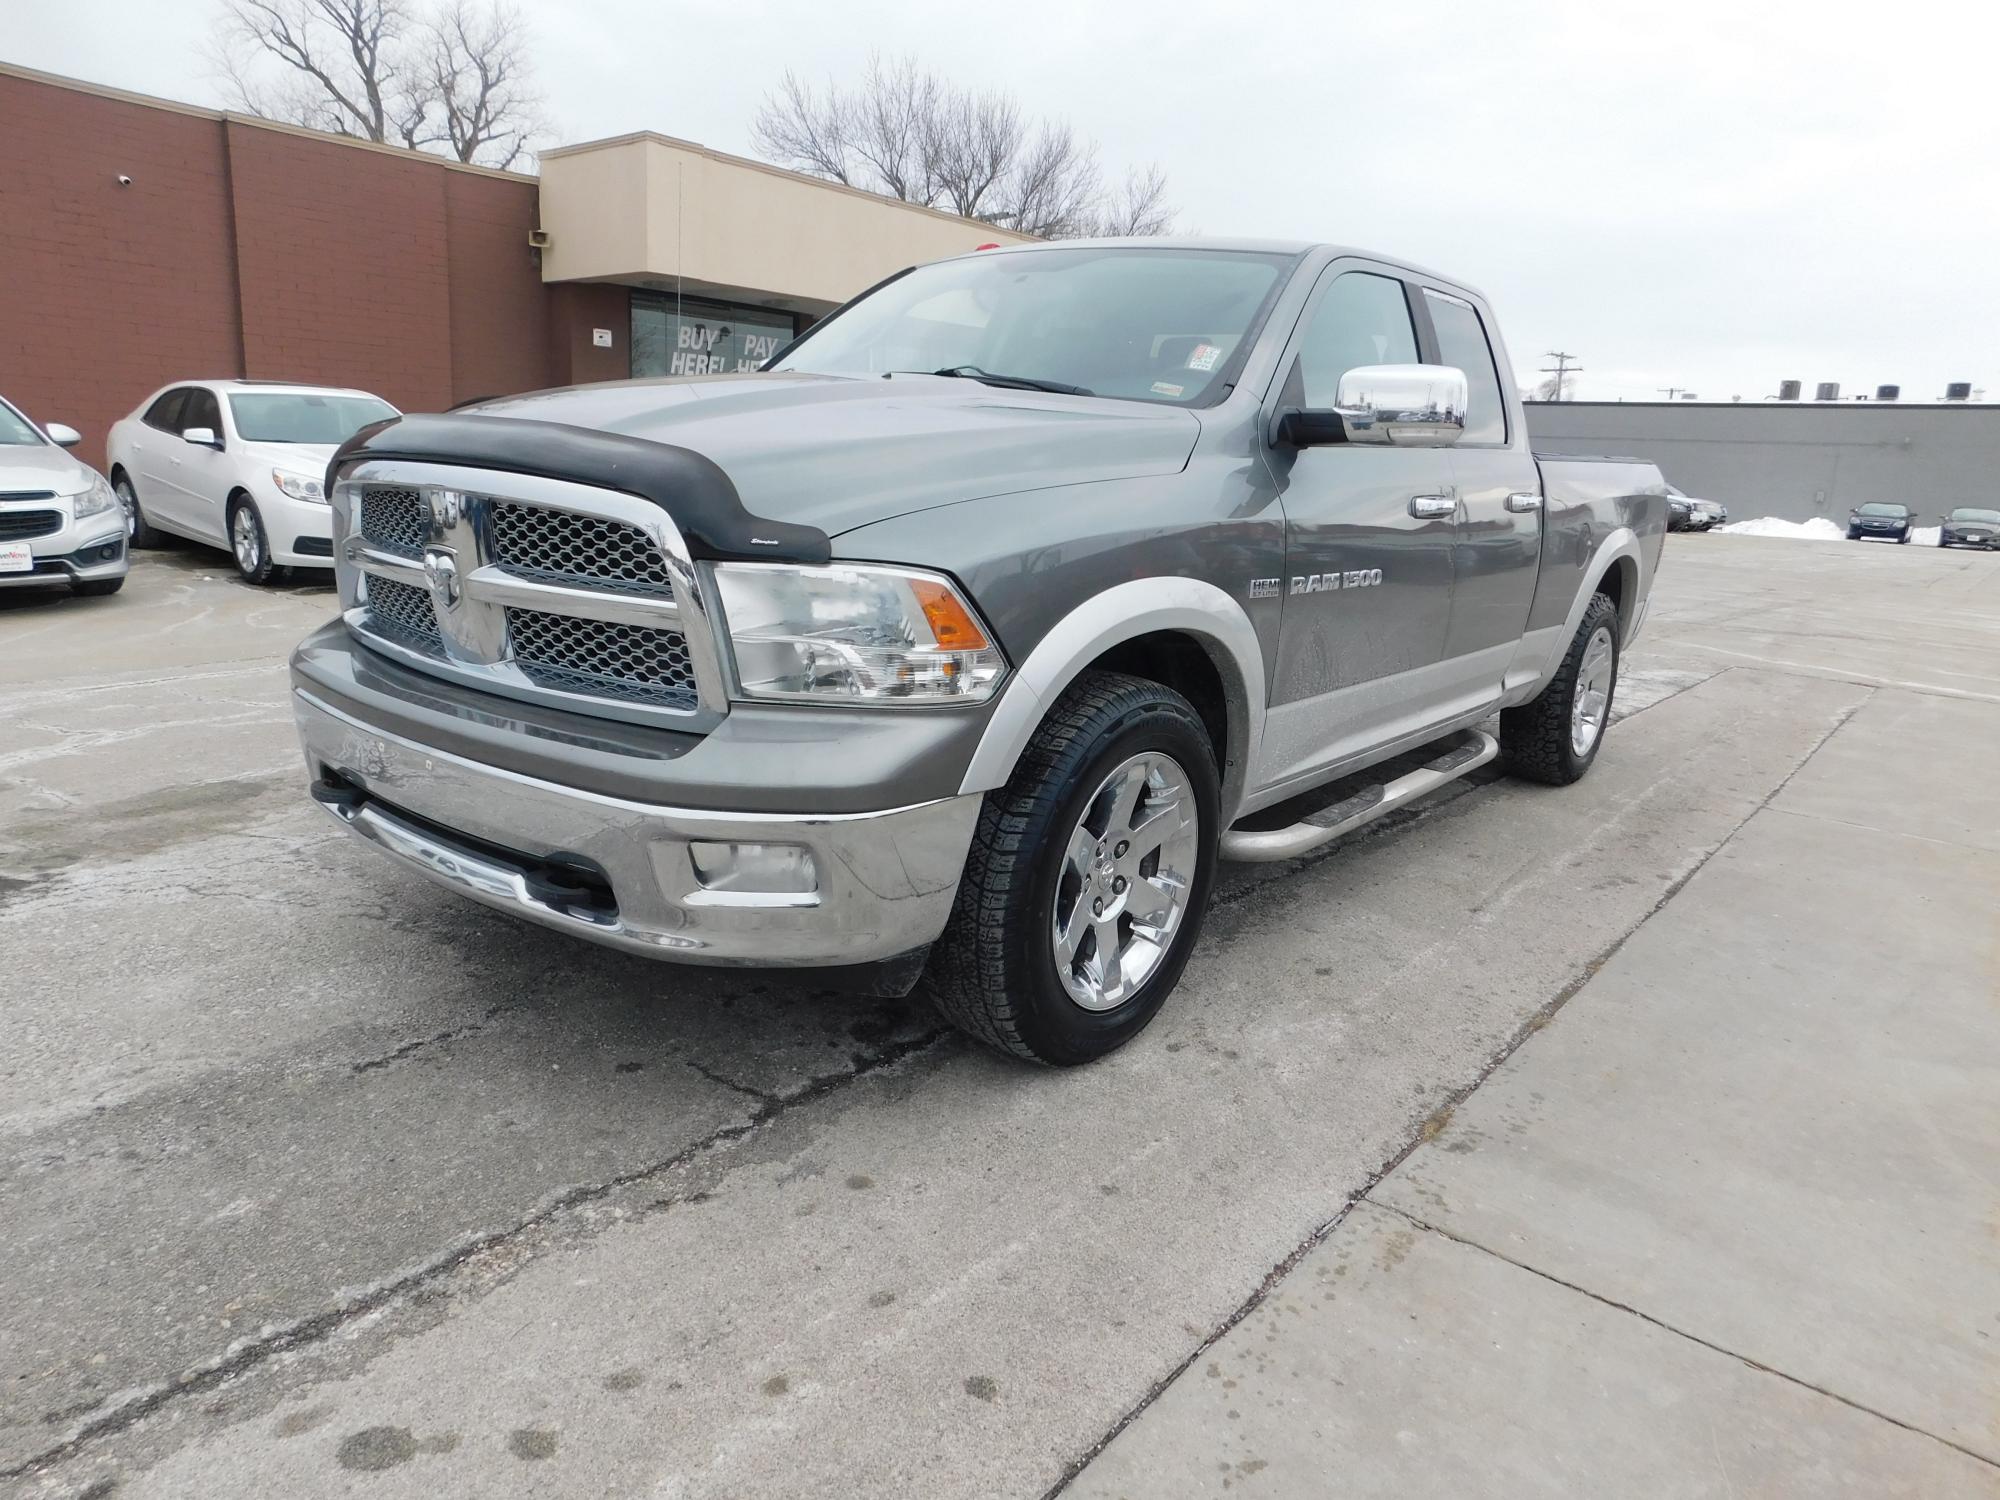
[273,469,326,502]
[68,472,118,520]
[713,562,1006,704]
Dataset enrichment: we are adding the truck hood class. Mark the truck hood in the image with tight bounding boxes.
[463,372,1201,537]
[0,442,93,497]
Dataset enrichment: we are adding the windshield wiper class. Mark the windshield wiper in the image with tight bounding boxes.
[928,365,1093,396]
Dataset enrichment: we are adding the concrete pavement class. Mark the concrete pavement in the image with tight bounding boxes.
[3,534,1996,1497]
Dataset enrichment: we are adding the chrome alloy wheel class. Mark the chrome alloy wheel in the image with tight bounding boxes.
[232,506,261,574]
[1570,624,1615,757]
[1051,751,1201,1012]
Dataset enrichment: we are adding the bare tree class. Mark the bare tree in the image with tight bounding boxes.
[420,1,541,169]
[216,0,543,167]
[752,55,1175,239]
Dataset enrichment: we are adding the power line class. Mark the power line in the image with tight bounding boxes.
[1539,351,1582,401]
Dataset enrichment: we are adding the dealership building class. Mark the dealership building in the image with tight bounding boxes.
[0,61,1031,470]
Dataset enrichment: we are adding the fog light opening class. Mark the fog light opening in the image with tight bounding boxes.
[689,841,819,896]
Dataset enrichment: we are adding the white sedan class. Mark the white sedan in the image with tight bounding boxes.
[106,380,398,583]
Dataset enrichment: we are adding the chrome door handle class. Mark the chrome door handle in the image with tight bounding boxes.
[1505,492,1543,513]
[1409,495,1456,520]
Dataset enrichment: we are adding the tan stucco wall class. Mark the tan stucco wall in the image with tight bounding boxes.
[537,134,1035,305]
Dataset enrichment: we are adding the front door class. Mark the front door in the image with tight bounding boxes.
[166,387,233,545]
[1259,264,1458,794]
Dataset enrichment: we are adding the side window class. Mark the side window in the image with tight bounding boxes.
[143,389,189,432]
[181,388,222,437]
[1296,272,1418,409]
[1422,290,1507,445]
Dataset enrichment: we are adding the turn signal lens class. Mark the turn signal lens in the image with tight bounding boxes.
[910,578,989,651]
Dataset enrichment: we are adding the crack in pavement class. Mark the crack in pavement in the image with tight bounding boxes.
[1372,1202,2000,1473]
[5,1027,955,1483]
[349,1005,518,1073]
[1041,686,1876,1499]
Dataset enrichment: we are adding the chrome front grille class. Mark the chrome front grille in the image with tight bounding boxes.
[364,576,441,646]
[335,465,725,730]
[505,608,697,707]
[360,487,427,556]
[490,501,673,596]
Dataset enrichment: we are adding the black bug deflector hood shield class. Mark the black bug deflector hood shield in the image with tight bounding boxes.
[330,413,833,565]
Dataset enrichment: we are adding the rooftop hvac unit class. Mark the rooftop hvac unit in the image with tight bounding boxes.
[1946,382,1972,401]
[1875,384,1900,401]
[1777,379,1802,400]
[1814,382,1840,401]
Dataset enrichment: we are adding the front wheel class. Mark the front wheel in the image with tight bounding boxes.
[1501,592,1620,786]
[228,496,281,585]
[73,577,125,597]
[923,670,1220,1065]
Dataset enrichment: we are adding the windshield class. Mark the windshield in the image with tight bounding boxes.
[229,392,396,444]
[1856,503,1908,517]
[1949,507,2000,523]
[774,246,1297,406]
[0,401,46,446]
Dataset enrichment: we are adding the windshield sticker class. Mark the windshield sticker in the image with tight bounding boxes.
[1186,343,1221,371]
[1151,381,1185,397]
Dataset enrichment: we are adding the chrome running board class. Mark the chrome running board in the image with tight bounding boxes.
[1219,729,1500,863]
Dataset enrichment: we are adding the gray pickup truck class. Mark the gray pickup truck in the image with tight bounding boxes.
[293,238,1667,1064]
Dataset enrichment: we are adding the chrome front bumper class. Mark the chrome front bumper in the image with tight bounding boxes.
[295,688,981,967]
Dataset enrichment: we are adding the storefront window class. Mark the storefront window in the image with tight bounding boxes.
[630,294,798,377]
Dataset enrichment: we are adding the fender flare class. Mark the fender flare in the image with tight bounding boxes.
[1522,526,1642,695]
[957,577,1266,822]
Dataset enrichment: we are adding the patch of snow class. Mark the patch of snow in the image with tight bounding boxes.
[1714,516,1847,541]
[1910,527,1941,546]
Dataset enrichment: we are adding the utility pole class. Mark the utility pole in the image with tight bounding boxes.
[1539,352,1582,401]
[1656,386,1684,401]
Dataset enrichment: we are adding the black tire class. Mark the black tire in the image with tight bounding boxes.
[1899,532,1911,544]
[72,577,125,597]
[1501,592,1621,787]
[922,670,1221,1065]
[1846,530,1860,541]
[114,472,163,549]
[227,495,281,585]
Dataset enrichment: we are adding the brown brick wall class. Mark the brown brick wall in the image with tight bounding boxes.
[445,172,551,404]
[0,70,560,471]
[0,73,242,471]
[547,283,633,388]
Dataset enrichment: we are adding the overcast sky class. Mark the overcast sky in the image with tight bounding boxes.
[10,0,1997,403]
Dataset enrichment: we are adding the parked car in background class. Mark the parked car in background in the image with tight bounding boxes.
[0,394,128,597]
[1847,502,1913,543]
[1937,507,2000,550]
[1663,485,1726,531]
[106,380,399,583]
[294,237,1669,1064]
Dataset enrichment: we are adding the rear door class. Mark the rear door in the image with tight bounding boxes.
[133,388,190,523]
[1259,262,1458,793]
[1418,287,1541,694]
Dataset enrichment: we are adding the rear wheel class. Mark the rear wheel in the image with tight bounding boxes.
[228,495,281,585]
[115,473,162,548]
[923,670,1220,1065]
[1501,592,1620,787]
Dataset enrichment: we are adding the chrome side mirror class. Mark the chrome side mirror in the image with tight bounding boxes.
[45,422,82,448]
[1332,364,1469,447]
[182,426,221,448]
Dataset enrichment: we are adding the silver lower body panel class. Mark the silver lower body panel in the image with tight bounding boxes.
[294,689,980,967]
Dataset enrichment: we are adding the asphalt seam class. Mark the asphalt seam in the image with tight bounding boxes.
[1043,686,1876,1498]
[1374,1202,2000,1474]
[2,1028,954,1482]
